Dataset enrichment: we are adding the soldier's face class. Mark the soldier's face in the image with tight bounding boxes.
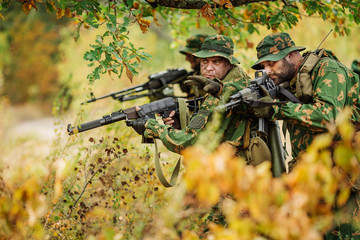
[261,56,296,85]
[200,56,232,80]
[185,53,200,70]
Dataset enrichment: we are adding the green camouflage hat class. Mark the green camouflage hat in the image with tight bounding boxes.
[251,32,306,70]
[192,34,240,64]
[179,34,208,55]
[351,59,360,75]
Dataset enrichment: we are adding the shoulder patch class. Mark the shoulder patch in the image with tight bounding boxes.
[188,116,206,129]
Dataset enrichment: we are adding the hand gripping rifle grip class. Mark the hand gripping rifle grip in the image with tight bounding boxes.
[137,96,180,129]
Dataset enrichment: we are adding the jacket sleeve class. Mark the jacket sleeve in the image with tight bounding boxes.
[143,95,220,154]
[272,58,356,132]
[143,76,250,153]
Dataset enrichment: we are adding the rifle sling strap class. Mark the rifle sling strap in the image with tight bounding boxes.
[178,98,190,129]
[152,98,189,188]
[278,86,302,104]
[154,139,181,187]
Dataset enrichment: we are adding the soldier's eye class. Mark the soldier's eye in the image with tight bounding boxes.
[214,59,224,64]
[262,61,274,68]
[200,59,209,65]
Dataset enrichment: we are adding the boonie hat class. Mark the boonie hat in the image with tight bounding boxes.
[179,34,208,55]
[192,35,240,64]
[351,59,360,75]
[252,32,306,70]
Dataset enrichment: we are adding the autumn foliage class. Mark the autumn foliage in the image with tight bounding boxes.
[0,1,360,239]
[0,101,359,239]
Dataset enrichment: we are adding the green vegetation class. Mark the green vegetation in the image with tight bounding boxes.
[0,1,360,239]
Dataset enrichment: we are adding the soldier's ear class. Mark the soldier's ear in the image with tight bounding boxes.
[286,51,296,63]
[289,51,302,60]
[286,52,294,60]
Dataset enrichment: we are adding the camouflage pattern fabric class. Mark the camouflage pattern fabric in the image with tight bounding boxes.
[143,65,253,154]
[193,35,240,64]
[179,34,208,55]
[268,50,360,238]
[351,58,360,76]
[270,51,360,159]
[254,32,360,237]
[251,32,305,70]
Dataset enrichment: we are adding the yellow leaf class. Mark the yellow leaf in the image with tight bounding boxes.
[334,145,353,172]
[336,188,350,206]
[22,2,32,14]
[65,8,73,18]
[56,8,65,19]
[137,18,151,33]
[197,182,220,206]
[213,0,232,6]
[199,3,215,22]
[125,65,133,82]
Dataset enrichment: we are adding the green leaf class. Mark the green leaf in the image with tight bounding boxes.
[126,0,134,8]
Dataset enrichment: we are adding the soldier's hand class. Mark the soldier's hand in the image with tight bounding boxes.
[162,110,176,126]
[126,106,150,135]
[184,75,222,95]
[253,85,274,118]
[126,116,149,135]
[253,96,274,118]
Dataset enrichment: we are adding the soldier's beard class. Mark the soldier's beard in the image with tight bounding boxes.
[271,58,297,85]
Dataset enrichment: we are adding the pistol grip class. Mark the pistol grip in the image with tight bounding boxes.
[172,116,181,130]
[163,109,181,130]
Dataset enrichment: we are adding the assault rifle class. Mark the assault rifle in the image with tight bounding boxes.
[216,70,287,177]
[82,68,190,104]
[217,70,278,136]
[68,97,203,142]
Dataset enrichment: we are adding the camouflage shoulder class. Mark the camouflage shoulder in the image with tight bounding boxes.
[314,57,342,73]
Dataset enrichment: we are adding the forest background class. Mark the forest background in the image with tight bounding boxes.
[0,1,360,239]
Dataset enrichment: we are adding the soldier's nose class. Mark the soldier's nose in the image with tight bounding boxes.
[265,67,272,76]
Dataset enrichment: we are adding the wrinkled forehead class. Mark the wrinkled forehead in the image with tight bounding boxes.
[201,56,228,61]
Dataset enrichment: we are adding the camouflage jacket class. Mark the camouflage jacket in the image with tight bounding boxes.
[144,65,252,154]
[271,50,360,158]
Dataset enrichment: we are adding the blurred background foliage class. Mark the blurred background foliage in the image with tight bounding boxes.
[0,0,359,239]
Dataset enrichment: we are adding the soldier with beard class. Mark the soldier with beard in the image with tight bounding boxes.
[251,32,360,239]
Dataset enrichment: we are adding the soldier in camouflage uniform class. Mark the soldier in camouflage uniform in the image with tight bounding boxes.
[178,34,208,97]
[130,35,258,159]
[351,58,360,76]
[179,34,208,73]
[251,32,360,238]
[251,32,360,160]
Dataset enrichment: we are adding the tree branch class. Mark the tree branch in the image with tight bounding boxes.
[152,0,277,9]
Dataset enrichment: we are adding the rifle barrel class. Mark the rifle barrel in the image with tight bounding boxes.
[67,111,127,135]
[82,83,148,104]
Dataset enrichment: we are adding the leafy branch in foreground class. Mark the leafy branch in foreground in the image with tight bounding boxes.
[1,0,359,83]
[180,107,360,239]
[83,13,151,83]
